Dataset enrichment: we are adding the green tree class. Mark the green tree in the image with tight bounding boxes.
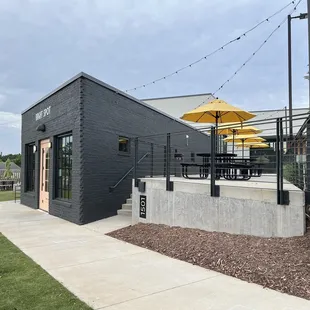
[13,154,21,167]
[0,153,21,167]
[3,159,13,179]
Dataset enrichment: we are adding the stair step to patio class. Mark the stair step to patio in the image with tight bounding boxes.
[117,209,132,216]
[117,194,132,216]
[122,203,132,210]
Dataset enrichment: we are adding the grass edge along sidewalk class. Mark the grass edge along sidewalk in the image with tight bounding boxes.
[0,191,20,202]
[0,233,92,310]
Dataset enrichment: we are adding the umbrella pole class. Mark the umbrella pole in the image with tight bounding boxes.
[232,130,235,154]
[242,139,244,158]
[215,112,219,154]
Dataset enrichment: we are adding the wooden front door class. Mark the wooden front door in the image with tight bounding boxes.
[39,139,50,212]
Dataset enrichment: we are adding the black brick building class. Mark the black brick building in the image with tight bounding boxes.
[21,73,210,224]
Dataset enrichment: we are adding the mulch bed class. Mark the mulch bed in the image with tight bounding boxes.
[108,223,310,300]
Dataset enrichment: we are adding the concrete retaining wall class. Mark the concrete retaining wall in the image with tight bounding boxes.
[132,178,306,238]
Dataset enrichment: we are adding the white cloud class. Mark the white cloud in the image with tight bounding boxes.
[0,111,21,129]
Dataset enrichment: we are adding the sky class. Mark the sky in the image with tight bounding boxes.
[0,0,308,154]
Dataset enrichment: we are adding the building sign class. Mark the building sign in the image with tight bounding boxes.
[36,106,51,121]
[139,195,146,219]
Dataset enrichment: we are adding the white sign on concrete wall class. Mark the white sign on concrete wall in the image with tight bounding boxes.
[35,106,51,121]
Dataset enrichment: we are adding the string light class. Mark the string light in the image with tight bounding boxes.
[197,0,303,107]
[125,1,296,93]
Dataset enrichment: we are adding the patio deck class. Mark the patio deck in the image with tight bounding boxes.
[150,174,301,191]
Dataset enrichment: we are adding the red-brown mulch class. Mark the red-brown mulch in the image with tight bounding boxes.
[107,223,310,300]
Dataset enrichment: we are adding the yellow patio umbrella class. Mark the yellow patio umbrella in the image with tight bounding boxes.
[212,123,262,153]
[224,135,265,143]
[215,123,262,136]
[224,135,265,158]
[181,99,255,151]
[236,142,270,149]
[181,99,255,123]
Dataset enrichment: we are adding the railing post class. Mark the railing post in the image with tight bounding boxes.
[163,145,167,177]
[276,118,280,203]
[150,143,154,178]
[166,133,173,191]
[134,138,139,187]
[279,118,284,204]
[306,118,310,201]
[210,127,219,197]
[276,118,287,204]
[174,149,177,176]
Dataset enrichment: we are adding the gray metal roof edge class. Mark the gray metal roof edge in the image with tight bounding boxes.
[142,92,214,101]
[250,107,308,113]
[21,72,201,134]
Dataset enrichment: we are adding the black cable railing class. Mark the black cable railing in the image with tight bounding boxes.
[131,112,310,206]
[109,152,149,192]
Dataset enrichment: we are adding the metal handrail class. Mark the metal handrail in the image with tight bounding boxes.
[109,152,149,192]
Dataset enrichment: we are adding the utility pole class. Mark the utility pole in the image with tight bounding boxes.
[287,12,308,144]
[288,15,293,140]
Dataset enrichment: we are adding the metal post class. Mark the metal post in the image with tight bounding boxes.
[166,134,173,191]
[285,106,288,151]
[215,112,219,153]
[306,118,310,202]
[288,15,293,141]
[276,119,280,204]
[242,140,244,159]
[134,138,139,187]
[163,146,167,177]
[232,130,235,154]
[276,118,285,204]
[174,149,177,176]
[210,127,216,196]
[279,118,284,204]
[150,143,154,177]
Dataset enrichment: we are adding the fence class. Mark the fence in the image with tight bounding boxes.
[132,111,310,206]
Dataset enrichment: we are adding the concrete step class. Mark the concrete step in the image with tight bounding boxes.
[117,209,132,216]
[122,203,132,211]
[126,198,132,204]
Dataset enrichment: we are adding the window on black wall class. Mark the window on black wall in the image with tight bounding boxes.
[25,143,35,191]
[118,136,130,153]
[56,133,72,200]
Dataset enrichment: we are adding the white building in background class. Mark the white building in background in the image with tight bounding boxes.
[143,93,308,158]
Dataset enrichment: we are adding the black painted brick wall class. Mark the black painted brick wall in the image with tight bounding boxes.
[81,77,210,224]
[21,74,211,225]
[21,78,84,224]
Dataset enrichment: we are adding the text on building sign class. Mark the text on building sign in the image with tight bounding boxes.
[36,106,51,121]
[139,195,146,219]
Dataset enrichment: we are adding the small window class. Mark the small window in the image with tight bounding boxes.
[25,143,36,192]
[55,133,72,200]
[118,136,130,153]
[191,152,195,162]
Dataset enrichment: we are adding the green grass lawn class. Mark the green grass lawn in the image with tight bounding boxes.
[0,191,20,202]
[0,233,92,310]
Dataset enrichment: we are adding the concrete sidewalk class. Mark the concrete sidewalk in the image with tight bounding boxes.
[1,202,310,310]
